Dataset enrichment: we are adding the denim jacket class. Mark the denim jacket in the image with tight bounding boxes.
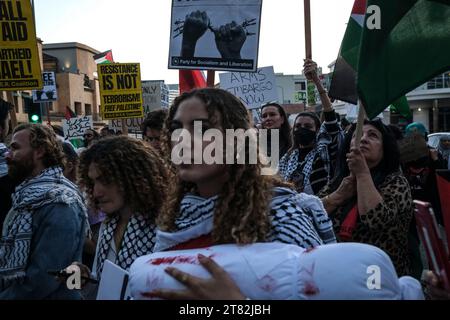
[0,202,86,300]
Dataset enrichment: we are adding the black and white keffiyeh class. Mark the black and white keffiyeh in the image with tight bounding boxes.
[278,145,330,195]
[95,214,156,277]
[0,167,87,289]
[278,124,333,194]
[155,188,336,251]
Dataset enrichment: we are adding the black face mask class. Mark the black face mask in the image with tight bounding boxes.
[294,128,317,146]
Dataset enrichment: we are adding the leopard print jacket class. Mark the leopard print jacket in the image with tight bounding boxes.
[319,171,413,276]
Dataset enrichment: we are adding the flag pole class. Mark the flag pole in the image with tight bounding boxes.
[304,0,312,60]
[207,70,215,88]
[354,100,366,148]
[121,119,128,135]
[46,102,51,125]
[304,0,312,109]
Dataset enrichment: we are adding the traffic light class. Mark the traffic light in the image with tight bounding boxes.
[27,102,42,124]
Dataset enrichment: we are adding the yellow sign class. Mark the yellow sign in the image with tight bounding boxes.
[98,63,144,120]
[0,0,43,90]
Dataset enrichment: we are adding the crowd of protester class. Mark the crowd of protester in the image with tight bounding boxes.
[0,60,449,300]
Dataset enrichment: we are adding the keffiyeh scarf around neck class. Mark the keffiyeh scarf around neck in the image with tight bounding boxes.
[95,214,156,278]
[154,187,336,252]
[0,167,87,289]
[278,145,330,194]
[279,124,333,195]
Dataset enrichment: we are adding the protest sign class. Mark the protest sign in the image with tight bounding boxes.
[398,133,430,164]
[62,116,93,140]
[98,63,144,120]
[220,66,277,109]
[32,72,57,102]
[142,80,168,113]
[0,0,43,90]
[168,0,262,72]
[97,260,131,300]
[108,81,168,133]
[109,118,143,134]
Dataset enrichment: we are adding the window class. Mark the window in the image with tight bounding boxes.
[75,102,82,115]
[85,104,92,115]
[438,107,450,131]
[295,81,306,91]
[444,73,450,88]
[83,75,91,88]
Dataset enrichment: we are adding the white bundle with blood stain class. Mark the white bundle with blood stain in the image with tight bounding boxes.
[129,242,423,300]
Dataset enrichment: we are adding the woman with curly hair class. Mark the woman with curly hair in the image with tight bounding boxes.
[149,88,335,299]
[69,136,168,287]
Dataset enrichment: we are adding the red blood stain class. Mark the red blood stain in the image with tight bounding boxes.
[299,262,320,296]
[147,255,199,265]
[147,254,217,266]
[304,247,317,254]
[258,275,276,292]
[303,282,320,296]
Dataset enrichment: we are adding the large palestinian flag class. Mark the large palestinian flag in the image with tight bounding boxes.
[357,0,450,119]
[328,0,366,105]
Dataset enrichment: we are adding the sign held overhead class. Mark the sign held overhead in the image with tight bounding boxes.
[168,0,262,72]
[33,72,57,102]
[0,0,43,90]
[98,63,144,120]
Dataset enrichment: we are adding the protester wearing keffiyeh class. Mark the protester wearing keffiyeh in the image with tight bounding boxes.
[0,167,87,299]
[155,187,336,252]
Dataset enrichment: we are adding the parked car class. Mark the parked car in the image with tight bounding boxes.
[428,132,450,148]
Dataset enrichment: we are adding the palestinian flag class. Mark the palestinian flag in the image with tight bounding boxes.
[93,50,114,64]
[357,0,450,119]
[389,96,412,120]
[328,0,366,105]
[179,70,207,94]
[65,106,76,120]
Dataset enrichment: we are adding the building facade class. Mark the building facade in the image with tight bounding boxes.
[42,42,102,122]
[401,72,450,133]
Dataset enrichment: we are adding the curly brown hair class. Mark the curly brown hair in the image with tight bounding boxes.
[13,123,65,169]
[79,136,168,222]
[159,88,291,244]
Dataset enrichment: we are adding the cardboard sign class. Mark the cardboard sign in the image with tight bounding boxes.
[398,134,430,164]
[98,63,144,120]
[32,72,57,102]
[62,116,93,140]
[168,0,262,72]
[109,118,143,134]
[142,80,168,113]
[97,260,131,300]
[220,66,277,109]
[0,0,43,90]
